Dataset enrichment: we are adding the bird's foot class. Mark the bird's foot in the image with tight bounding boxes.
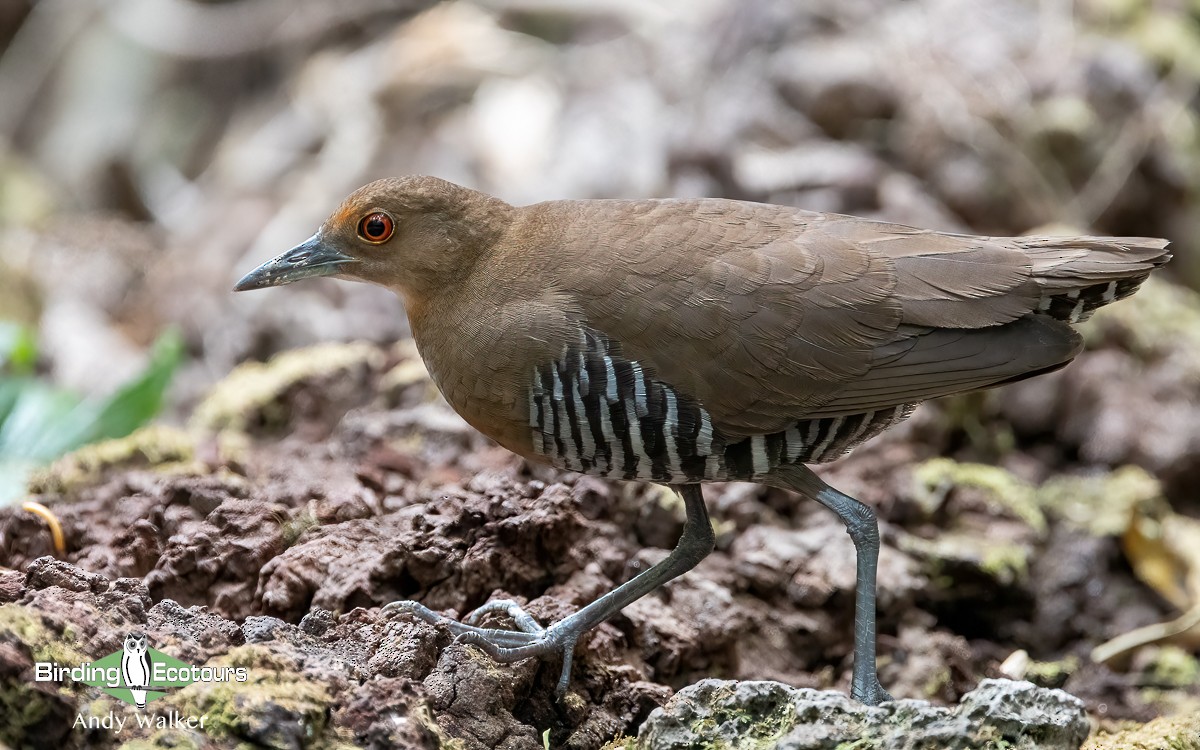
[383,599,580,697]
[852,677,893,706]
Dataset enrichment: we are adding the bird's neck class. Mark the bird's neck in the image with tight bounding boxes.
[402,262,584,462]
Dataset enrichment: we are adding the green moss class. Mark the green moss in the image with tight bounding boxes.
[0,605,90,746]
[559,688,587,715]
[914,460,1166,542]
[0,687,53,749]
[1037,466,1161,537]
[688,717,720,737]
[912,458,1046,534]
[900,532,1032,586]
[27,425,199,496]
[683,683,802,749]
[164,645,353,750]
[215,429,251,469]
[1084,712,1200,750]
[980,543,1031,584]
[0,604,89,665]
[279,504,320,548]
[974,722,1033,749]
[117,735,202,750]
[1025,656,1079,688]
[921,665,953,698]
[1145,646,1200,688]
[191,341,383,432]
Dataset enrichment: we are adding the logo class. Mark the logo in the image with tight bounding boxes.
[33,631,249,732]
[120,632,153,709]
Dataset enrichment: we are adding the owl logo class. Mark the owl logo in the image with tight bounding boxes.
[120,632,152,710]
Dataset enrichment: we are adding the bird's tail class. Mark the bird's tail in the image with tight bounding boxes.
[1017,236,1171,323]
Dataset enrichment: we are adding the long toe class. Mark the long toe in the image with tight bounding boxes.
[463,599,546,633]
[385,599,549,648]
[382,600,446,624]
[455,631,555,663]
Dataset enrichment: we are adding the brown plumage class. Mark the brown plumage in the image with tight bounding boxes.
[234,175,1170,704]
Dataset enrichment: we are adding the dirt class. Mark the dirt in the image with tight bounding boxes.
[1,294,1198,749]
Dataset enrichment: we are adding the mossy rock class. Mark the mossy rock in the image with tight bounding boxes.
[1084,711,1200,750]
[0,604,91,747]
[912,457,1046,534]
[163,645,355,750]
[190,341,385,432]
[1037,466,1161,537]
[26,425,199,497]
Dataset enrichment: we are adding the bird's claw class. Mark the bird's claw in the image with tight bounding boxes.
[383,598,580,697]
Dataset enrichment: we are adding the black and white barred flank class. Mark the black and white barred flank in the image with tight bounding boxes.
[528,330,912,482]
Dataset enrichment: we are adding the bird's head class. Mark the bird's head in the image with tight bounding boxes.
[234,176,513,300]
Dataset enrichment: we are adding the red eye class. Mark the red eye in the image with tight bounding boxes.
[357,212,394,243]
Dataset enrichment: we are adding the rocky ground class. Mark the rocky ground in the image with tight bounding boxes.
[1,278,1199,749]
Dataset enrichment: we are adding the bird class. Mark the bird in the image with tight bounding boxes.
[234,175,1170,705]
[120,631,152,710]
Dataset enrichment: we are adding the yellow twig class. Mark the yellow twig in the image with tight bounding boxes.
[1091,606,1200,665]
[21,501,65,556]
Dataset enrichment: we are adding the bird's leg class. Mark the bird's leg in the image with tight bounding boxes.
[384,483,715,697]
[765,464,892,705]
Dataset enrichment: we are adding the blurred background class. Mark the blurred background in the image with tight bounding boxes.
[0,0,1198,489]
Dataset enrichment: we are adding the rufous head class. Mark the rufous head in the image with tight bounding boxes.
[234,176,511,299]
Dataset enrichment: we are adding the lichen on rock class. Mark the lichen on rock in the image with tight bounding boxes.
[634,678,1090,750]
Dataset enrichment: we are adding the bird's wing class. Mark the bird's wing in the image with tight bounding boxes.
[556,200,1070,436]
[800,317,1080,417]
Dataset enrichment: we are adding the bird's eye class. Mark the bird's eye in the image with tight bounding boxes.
[357,212,394,244]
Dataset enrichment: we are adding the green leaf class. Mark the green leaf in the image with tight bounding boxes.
[86,329,184,443]
[0,378,24,426]
[0,379,82,462]
[0,328,184,505]
[0,322,37,375]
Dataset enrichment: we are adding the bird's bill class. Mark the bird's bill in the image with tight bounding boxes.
[233,234,356,292]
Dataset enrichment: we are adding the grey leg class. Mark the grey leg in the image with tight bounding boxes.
[766,465,892,705]
[384,483,714,697]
